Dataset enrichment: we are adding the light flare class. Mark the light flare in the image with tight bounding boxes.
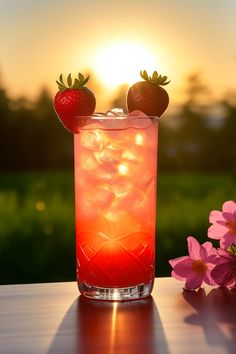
[93,42,156,88]
[135,133,144,145]
[118,164,129,175]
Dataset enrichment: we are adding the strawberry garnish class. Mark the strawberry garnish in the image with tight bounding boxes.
[54,73,96,133]
[127,70,170,117]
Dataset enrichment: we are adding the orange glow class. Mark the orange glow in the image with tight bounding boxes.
[92,42,157,88]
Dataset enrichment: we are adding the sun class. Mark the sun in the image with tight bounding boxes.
[93,42,157,88]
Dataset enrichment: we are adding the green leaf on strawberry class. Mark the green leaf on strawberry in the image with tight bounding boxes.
[67,73,72,87]
[78,72,84,82]
[140,70,170,86]
[55,72,90,92]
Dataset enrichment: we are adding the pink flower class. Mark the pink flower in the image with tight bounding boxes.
[208,200,236,249]
[210,245,236,288]
[169,236,219,290]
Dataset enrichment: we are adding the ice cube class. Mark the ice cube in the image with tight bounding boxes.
[127,110,152,129]
[134,132,145,146]
[128,110,147,117]
[103,200,127,222]
[95,148,121,164]
[132,118,152,129]
[80,130,104,151]
[111,179,133,197]
[116,161,136,178]
[119,187,144,212]
[118,130,145,147]
[121,145,143,162]
[121,182,155,225]
[95,162,116,181]
[102,118,128,131]
[76,193,97,220]
[80,152,98,171]
[88,186,114,208]
[106,108,128,116]
[106,142,121,151]
[77,186,114,220]
[134,170,155,189]
[75,168,98,189]
[121,149,136,161]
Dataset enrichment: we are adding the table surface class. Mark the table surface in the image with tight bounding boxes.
[0,277,235,354]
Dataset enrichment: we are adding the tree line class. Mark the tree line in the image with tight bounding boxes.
[0,74,236,172]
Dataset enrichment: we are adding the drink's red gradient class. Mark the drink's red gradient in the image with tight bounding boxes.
[74,118,158,288]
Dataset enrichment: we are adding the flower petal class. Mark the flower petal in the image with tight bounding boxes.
[169,256,190,268]
[185,272,203,290]
[187,236,201,259]
[211,263,234,287]
[171,257,193,278]
[202,241,217,257]
[222,212,236,222]
[227,231,236,240]
[202,241,213,252]
[209,210,225,223]
[207,223,228,239]
[217,248,229,258]
[222,200,236,214]
[206,255,218,264]
[203,269,216,286]
[217,247,234,260]
[228,278,236,289]
[171,270,185,281]
[199,244,208,259]
[220,233,236,249]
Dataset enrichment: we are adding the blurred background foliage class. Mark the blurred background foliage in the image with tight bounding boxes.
[1,71,236,284]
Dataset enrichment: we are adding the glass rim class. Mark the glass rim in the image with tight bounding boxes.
[74,113,160,119]
[72,114,159,132]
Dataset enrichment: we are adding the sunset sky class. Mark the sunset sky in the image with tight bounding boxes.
[0,0,235,110]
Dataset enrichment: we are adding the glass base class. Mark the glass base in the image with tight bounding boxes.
[78,279,154,301]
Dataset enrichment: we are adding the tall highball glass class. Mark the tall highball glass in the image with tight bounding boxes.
[74,115,158,301]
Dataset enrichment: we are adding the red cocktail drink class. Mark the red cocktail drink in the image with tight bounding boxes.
[74,115,158,300]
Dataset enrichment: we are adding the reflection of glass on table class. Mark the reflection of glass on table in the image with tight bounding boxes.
[76,295,164,354]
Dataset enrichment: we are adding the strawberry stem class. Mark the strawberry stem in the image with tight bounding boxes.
[56,72,90,92]
[140,70,170,86]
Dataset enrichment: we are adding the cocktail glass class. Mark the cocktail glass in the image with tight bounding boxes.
[74,115,158,300]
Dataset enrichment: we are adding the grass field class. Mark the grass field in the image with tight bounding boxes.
[0,171,236,285]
